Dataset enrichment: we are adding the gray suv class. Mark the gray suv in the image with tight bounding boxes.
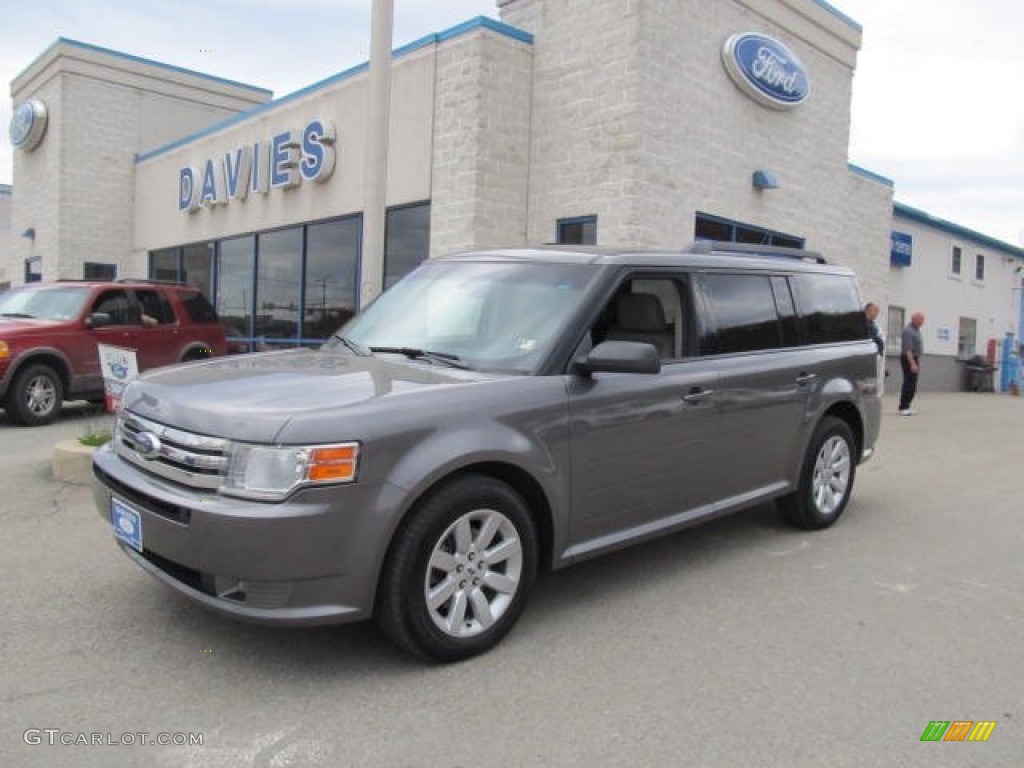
[93,244,881,661]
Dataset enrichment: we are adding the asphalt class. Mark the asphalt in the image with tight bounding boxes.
[1,392,1021,768]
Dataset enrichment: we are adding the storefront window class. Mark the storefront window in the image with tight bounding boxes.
[695,212,804,248]
[255,228,303,346]
[158,217,361,352]
[183,242,214,297]
[217,236,255,350]
[83,262,116,280]
[306,217,361,342]
[150,248,181,282]
[384,203,430,289]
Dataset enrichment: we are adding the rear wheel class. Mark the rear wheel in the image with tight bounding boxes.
[376,475,538,662]
[779,416,856,530]
[6,364,64,426]
[181,348,210,362]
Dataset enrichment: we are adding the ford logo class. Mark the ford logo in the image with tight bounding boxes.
[722,33,810,110]
[134,431,162,460]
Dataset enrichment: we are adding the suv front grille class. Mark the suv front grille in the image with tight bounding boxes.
[115,411,229,490]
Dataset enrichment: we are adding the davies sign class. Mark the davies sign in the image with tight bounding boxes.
[178,118,336,213]
[721,33,809,110]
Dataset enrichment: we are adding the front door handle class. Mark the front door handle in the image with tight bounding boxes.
[682,388,715,405]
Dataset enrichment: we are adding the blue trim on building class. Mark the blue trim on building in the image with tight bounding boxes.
[808,0,862,32]
[135,16,532,165]
[394,16,533,58]
[0,183,12,194]
[894,202,1024,259]
[19,37,272,96]
[847,163,894,188]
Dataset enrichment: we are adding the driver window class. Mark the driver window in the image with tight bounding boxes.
[592,278,685,360]
[92,290,141,326]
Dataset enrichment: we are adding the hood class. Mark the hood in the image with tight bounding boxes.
[119,348,493,441]
[0,317,63,332]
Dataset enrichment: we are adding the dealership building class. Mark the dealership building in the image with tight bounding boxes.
[4,0,1022,388]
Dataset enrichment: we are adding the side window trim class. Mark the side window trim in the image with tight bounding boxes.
[770,275,801,347]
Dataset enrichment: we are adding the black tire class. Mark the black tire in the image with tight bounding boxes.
[779,416,857,530]
[181,348,210,362]
[376,474,539,663]
[6,364,64,426]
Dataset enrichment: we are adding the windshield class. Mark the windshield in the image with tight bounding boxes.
[0,285,92,321]
[331,260,600,374]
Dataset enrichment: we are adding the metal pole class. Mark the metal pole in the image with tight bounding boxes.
[359,0,394,307]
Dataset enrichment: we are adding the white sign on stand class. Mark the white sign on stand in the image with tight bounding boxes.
[97,344,139,412]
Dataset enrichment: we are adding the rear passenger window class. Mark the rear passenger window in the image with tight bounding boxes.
[791,274,866,344]
[180,291,219,324]
[700,274,781,354]
[134,289,174,324]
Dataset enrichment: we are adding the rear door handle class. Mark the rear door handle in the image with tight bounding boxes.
[796,372,818,387]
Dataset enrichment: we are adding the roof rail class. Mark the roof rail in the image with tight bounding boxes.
[687,240,827,264]
[114,277,191,286]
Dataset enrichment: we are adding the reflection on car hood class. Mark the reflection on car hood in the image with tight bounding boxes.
[0,317,63,331]
[118,349,493,442]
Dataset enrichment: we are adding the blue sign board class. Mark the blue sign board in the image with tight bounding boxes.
[890,231,913,267]
[722,33,810,110]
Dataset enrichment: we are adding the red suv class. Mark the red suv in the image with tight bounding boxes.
[0,280,227,426]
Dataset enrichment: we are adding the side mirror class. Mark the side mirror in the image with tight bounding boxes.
[575,340,661,375]
[86,312,112,328]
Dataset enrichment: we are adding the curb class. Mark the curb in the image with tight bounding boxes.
[52,438,96,485]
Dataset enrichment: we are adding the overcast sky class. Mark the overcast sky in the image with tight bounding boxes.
[2,0,1022,246]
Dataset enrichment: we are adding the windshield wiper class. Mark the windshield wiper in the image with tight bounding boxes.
[331,334,371,356]
[1,312,36,319]
[369,346,473,370]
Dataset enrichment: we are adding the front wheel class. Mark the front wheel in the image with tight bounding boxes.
[376,475,538,662]
[6,364,64,426]
[778,416,857,530]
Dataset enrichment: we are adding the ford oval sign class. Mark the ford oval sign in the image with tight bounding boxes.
[722,33,810,110]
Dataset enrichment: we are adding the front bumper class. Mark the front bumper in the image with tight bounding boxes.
[92,443,404,626]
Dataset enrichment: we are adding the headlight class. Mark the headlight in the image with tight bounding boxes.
[222,441,360,501]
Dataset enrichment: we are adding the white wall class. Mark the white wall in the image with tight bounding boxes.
[6,39,271,284]
[133,45,439,267]
[888,212,1024,361]
[0,186,12,285]
[430,29,534,257]
[499,0,892,289]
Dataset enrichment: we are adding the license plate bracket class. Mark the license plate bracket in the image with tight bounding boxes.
[111,497,143,553]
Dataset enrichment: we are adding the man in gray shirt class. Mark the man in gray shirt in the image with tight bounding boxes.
[899,311,925,415]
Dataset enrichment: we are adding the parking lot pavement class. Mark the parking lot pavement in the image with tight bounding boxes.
[2,392,1022,768]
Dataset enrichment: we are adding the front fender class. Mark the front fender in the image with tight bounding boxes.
[373,418,570,568]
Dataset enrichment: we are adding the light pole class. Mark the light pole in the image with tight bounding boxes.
[359,0,394,309]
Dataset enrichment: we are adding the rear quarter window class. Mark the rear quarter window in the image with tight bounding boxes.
[179,291,220,324]
[790,273,866,344]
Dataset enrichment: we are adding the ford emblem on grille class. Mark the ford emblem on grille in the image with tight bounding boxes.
[134,431,163,460]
